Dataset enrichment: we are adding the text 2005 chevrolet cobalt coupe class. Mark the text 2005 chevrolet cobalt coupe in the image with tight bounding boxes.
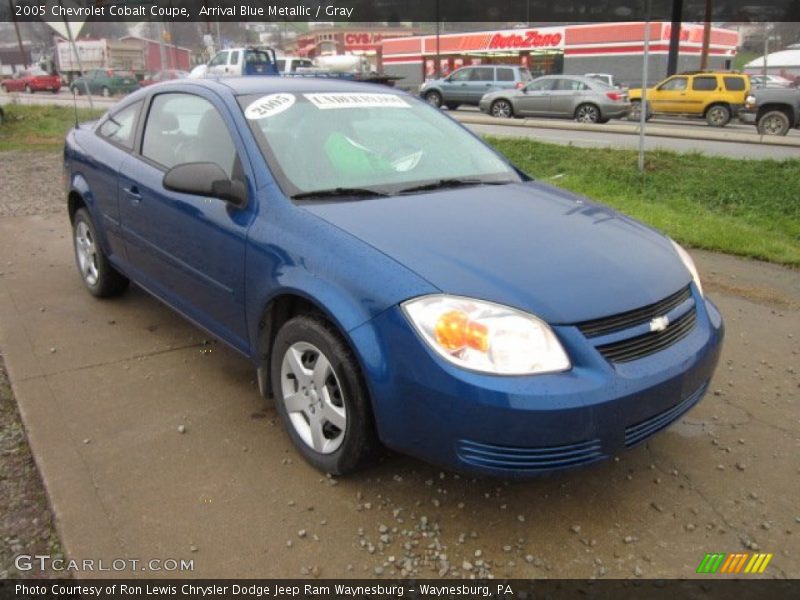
[65,78,723,476]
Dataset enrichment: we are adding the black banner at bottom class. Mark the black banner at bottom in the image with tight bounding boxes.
[1,579,798,600]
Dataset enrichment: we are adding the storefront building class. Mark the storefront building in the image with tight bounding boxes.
[288,26,415,70]
[382,22,739,89]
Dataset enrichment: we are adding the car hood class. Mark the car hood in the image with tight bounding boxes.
[301,182,691,324]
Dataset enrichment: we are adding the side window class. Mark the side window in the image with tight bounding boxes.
[450,68,472,82]
[229,51,240,66]
[658,77,688,91]
[276,59,286,71]
[142,93,238,179]
[724,76,746,91]
[692,76,717,91]
[526,78,555,92]
[471,67,494,82]
[556,78,587,91]
[496,68,514,82]
[208,51,228,67]
[97,101,142,150]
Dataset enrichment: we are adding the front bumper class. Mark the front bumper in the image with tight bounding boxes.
[738,107,757,124]
[350,287,724,477]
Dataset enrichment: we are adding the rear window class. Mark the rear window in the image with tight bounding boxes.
[724,76,746,91]
[692,76,718,91]
[519,69,533,81]
[496,68,514,82]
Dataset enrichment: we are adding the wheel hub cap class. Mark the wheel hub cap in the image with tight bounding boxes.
[75,221,99,286]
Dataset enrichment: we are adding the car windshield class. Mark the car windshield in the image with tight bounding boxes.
[238,91,520,198]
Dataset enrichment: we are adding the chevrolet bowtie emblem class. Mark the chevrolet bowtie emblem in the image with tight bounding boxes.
[650,315,670,332]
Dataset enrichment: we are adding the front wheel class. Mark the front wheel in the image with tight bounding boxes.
[575,103,601,123]
[628,100,652,122]
[424,90,443,108]
[756,110,791,136]
[271,315,377,475]
[705,104,731,127]
[490,99,513,118]
[72,208,129,298]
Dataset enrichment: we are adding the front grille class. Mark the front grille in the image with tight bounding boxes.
[624,381,709,447]
[576,286,691,338]
[456,438,606,472]
[595,308,697,363]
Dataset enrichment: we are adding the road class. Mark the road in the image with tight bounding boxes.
[0,151,797,579]
[3,90,799,161]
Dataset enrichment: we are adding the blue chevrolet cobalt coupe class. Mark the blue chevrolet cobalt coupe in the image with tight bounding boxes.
[64,78,723,476]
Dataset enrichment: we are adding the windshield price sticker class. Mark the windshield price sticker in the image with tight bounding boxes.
[244,93,296,119]
[304,93,410,110]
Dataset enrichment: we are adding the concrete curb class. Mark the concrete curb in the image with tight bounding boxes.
[454,113,800,148]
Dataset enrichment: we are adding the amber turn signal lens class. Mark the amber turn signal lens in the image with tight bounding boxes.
[434,310,489,353]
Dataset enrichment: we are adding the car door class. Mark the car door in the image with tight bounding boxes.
[515,77,556,115]
[689,75,718,115]
[649,76,689,113]
[467,67,496,103]
[549,78,589,117]
[117,90,254,351]
[207,51,229,77]
[227,50,241,76]
[441,67,473,103]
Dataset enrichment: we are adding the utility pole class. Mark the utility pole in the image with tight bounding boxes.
[699,0,712,70]
[639,2,652,175]
[667,0,683,76]
[9,0,29,69]
[435,0,440,78]
[762,24,770,81]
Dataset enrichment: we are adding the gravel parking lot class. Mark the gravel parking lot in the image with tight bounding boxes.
[0,151,797,579]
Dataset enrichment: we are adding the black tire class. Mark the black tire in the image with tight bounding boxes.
[756,110,791,136]
[490,99,513,118]
[628,100,652,122]
[424,90,443,108]
[705,104,731,127]
[25,84,32,94]
[445,103,460,110]
[72,208,129,298]
[52,88,60,94]
[270,315,377,475]
[575,103,601,123]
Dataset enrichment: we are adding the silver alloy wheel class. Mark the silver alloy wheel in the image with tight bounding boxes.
[760,113,788,135]
[75,221,99,286]
[492,100,512,118]
[425,91,442,107]
[576,104,600,123]
[280,341,346,454]
[707,106,728,126]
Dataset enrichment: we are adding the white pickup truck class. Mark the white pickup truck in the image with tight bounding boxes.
[189,47,278,78]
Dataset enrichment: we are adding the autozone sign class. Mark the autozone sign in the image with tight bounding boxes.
[488,29,564,50]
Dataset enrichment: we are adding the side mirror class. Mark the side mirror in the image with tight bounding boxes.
[163,162,247,207]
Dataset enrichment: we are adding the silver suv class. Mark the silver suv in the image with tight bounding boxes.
[420,65,532,110]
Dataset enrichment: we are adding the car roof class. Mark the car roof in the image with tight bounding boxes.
[181,76,403,96]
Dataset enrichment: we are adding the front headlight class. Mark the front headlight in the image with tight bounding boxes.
[402,295,571,375]
[745,94,756,107]
[670,240,703,297]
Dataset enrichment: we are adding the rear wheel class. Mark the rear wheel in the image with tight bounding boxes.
[271,315,377,475]
[101,86,111,98]
[575,103,601,123]
[490,99,513,118]
[424,90,443,108]
[72,208,129,298]
[705,104,731,127]
[756,110,791,136]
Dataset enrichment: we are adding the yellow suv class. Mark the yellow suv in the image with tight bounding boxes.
[628,72,750,127]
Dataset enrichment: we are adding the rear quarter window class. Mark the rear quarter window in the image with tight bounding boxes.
[96,100,142,150]
[724,76,746,91]
[496,68,514,82]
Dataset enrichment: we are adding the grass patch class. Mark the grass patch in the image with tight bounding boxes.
[488,137,800,266]
[0,104,105,152]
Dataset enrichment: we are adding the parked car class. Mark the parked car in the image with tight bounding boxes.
[69,69,140,97]
[64,78,723,477]
[628,71,750,127]
[748,74,795,89]
[479,75,631,122]
[0,68,61,94]
[189,47,279,79]
[140,70,189,86]
[420,65,532,109]
[276,56,314,74]
[738,87,800,136]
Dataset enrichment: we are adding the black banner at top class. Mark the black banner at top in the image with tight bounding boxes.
[2,0,800,23]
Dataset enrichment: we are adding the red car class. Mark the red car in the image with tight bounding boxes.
[0,69,62,94]
[140,69,189,86]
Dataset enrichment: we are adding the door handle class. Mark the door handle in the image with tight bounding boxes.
[123,186,142,204]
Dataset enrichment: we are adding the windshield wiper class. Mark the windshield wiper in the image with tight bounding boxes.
[398,178,514,195]
[291,187,389,201]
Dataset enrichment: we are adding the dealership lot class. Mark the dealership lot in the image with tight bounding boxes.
[0,152,797,579]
